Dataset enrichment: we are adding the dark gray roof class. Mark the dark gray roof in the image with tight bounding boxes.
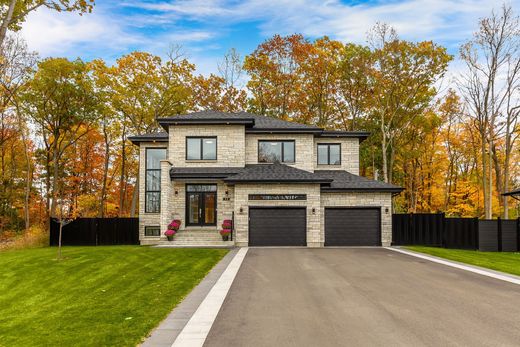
[170,167,241,179]
[128,132,168,144]
[316,170,403,193]
[223,163,332,184]
[503,188,520,196]
[158,110,325,132]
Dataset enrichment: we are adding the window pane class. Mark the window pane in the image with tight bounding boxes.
[187,184,217,192]
[146,170,161,191]
[146,148,166,169]
[145,192,160,213]
[283,141,295,163]
[202,138,216,160]
[317,145,328,165]
[329,145,341,165]
[187,138,201,160]
[145,226,161,236]
[259,141,282,163]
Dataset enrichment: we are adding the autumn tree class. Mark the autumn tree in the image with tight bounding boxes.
[459,4,520,218]
[367,23,452,184]
[21,57,99,218]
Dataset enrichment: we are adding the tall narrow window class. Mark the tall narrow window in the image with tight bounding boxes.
[258,140,295,163]
[145,148,166,213]
[186,137,217,160]
[317,144,341,165]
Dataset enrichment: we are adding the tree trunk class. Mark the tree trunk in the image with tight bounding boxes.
[118,128,126,217]
[0,0,17,48]
[99,124,110,217]
[50,137,60,218]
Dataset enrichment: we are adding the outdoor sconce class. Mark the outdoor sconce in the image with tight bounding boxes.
[225,189,229,197]
[312,207,316,215]
[174,190,178,196]
[385,207,389,214]
[239,207,244,213]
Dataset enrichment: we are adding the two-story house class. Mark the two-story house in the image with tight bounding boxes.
[129,111,402,247]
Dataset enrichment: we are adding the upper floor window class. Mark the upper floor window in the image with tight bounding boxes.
[186,137,217,160]
[258,140,295,163]
[317,143,341,165]
[145,148,166,213]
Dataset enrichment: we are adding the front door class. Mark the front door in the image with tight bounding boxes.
[186,184,217,226]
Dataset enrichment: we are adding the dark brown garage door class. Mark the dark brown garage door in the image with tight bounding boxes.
[325,208,380,246]
[249,207,306,246]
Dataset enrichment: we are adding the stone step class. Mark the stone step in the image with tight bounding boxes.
[156,240,234,246]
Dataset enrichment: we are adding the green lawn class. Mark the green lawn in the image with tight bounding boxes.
[0,246,228,347]
[406,246,520,276]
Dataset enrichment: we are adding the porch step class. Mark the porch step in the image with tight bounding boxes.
[155,240,234,247]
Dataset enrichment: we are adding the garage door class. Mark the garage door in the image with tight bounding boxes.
[325,208,380,246]
[249,207,306,246]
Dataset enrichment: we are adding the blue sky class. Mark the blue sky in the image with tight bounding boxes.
[20,0,519,76]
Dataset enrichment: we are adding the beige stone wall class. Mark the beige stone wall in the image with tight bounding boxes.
[233,184,322,247]
[138,142,168,242]
[313,137,359,175]
[245,133,315,172]
[169,180,235,231]
[168,124,245,167]
[320,192,393,246]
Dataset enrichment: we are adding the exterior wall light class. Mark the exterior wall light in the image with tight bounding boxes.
[174,190,178,196]
[385,207,389,214]
[239,207,244,213]
[312,207,316,214]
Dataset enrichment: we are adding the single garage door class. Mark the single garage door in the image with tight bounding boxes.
[325,208,380,246]
[249,207,306,246]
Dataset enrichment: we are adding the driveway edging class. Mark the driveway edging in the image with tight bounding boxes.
[141,248,239,347]
[386,247,520,285]
[172,247,248,347]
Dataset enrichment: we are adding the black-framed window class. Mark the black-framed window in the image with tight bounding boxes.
[317,143,341,165]
[145,148,166,213]
[258,140,295,163]
[186,137,217,160]
[144,226,161,237]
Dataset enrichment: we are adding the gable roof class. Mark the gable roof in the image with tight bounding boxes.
[223,163,332,184]
[316,170,403,193]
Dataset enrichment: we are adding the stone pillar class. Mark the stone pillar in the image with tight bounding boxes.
[160,160,173,239]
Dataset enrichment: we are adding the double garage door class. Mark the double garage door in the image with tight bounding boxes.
[248,207,380,246]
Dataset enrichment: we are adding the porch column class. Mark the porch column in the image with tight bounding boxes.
[160,160,173,239]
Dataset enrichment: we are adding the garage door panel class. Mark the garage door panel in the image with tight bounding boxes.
[325,208,380,246]
[249,208,306,246]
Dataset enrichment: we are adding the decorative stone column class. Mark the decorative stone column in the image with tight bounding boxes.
[160,160,173,239]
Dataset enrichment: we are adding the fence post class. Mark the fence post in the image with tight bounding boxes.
[517,217,520,252]
[497,217,502,252]
[474,218,479,251]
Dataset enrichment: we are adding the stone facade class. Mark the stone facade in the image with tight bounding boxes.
[137,123,395,246]
[168,124,245,167]
[320,192,393,246]
[233,184,322,247]
[313,137,360,175]
[245,133,315,172]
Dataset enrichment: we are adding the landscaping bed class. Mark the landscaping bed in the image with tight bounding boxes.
[406,246,520,277]
[0,246,228,346]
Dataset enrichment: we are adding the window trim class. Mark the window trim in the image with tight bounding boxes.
[185,136,218,161]
[317,143,341,165]
[257,140,296,164]
[145,147,166,214]
[144,226,161,237]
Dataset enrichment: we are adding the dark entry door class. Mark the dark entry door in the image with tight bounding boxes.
[249,207,306,246]
[186,184,217,226]
[324,208,380,246]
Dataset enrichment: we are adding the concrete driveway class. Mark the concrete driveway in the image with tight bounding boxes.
[204,248,520,347]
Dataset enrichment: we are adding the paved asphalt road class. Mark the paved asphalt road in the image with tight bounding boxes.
[204,248,520,347]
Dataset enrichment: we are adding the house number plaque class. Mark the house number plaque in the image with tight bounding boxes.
[248,194,307,201]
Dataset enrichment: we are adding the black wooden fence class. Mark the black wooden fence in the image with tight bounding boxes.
[49,218,139,246]
[392,213,520,251]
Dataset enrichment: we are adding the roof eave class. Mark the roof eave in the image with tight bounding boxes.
[224,179,332,184]
[127,136,168,145]
[321,188,404,193]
